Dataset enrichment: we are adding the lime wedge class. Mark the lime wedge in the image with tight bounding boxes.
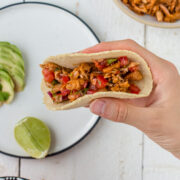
[14,117,51,159]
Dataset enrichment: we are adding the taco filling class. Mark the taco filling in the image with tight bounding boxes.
[40,56,143,103]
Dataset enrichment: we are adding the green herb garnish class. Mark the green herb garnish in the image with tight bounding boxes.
[52,80,59,85]
[55,67,60,71]
[107,58,117,65]
[0,84,2,91]
[75,91,80,95]
[0,92,9,102]
[83,88,89,94]
[52,93,57,97]
[98,80,101,86]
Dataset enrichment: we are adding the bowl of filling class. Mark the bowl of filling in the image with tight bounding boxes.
[114,0,180,28]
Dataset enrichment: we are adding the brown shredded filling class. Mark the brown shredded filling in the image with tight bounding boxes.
[121,0,180,22]
[40,56,143,103]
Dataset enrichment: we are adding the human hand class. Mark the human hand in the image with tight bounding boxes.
[82,39,180,159]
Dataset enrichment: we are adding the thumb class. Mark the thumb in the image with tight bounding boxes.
[90,98,158,132]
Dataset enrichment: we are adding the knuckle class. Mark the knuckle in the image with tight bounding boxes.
[102,101,128,123]
[124,39,136,45]
[159,60,179,81]
[166,61,177,71]
[99,41,107,46]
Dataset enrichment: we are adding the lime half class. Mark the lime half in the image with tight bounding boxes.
[14,117,51,159]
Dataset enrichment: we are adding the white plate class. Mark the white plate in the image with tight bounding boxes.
[0,2,100,158]
[114,0,180,28]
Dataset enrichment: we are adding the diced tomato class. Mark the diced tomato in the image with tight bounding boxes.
[96,75,107,89]
[129,84,140,94]
[129,66,139,72]
[62,75,70,84]
[118,56,129,67]
[61,89,70,96]
[72,89,78,93]
[42,68,49,75]
[94,60,107,71]
[42,68,55,83]
[87,89,97,94]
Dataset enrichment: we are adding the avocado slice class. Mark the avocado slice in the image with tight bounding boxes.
[0,55,25,76]
[0,47,24,70]
[0,64,24,92]
[0,70,14,104]
[0,42,22,57]
[0,42,25,92]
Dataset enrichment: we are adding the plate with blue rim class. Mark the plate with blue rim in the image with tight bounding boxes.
[0,2,100,158]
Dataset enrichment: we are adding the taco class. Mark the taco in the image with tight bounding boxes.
[40,50,153,110]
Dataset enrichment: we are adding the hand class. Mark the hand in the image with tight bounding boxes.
[82,39,180,159]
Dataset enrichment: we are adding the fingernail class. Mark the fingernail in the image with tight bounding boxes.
[90,100,106,115]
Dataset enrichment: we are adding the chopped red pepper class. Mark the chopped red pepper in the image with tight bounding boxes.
[62,75,70,84]
[87,89,97,94]
[42,68,55,83]
[118,56,129,67]
[94,60,107,71]
[96,75,107,89]
[129,84,140,94]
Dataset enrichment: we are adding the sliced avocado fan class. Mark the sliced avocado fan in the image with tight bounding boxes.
[0,69,14,104]
[0,42,22,56]
[0,42,25,92]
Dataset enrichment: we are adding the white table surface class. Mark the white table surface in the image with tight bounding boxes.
[0,0,180,180]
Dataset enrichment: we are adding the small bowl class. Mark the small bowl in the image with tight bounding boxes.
[113,0,180,28]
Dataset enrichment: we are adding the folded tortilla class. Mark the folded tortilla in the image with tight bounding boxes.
[41,50,153,110]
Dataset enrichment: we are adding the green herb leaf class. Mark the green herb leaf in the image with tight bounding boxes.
[0,84,2,91]
[55,67,60,71]
[52,93,57,97]
[52,80,59,85]
[75,91,80,95]
[0,92,10,101]
[107,58,117,65]
[83,88,89,94]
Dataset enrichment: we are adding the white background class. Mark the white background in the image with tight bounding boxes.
[0,0,180,180]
